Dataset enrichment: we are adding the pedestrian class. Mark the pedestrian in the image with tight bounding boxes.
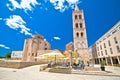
[51,61,55,68]
[48,61,52,68]
[87,61,90,66]
[81,61,85,70]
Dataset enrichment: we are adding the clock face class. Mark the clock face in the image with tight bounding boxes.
[78,43,81,48]
[76,42,82,48]
[76,41,86,48]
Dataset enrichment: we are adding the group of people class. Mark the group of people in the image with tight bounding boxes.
[48,59,89,70]
[48,61,55,68]
[73,60,85,70]
[48,60,70,68]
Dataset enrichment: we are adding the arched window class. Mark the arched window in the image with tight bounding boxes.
[76,23,78,28]
[80,23,82,28]
[79,15,82,19]
[81,32,83,37]
[35,53,37,56]
[45,43,47,46]
[75,15,77,19]
[45,48,47,50]
[76,32,79,37]
[32,53,34,56]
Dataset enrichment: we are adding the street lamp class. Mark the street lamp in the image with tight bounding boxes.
[68,50,72,68]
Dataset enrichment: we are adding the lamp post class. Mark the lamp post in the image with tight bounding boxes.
[68,50,72,68]
[55,55,56,64]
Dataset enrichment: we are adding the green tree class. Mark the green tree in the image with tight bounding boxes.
[5,52,11,58]
[100,60,105,67]
[0,56,5,58]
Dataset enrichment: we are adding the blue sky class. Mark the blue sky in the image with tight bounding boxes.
[0,0,120,56]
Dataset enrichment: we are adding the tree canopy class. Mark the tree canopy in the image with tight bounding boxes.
[5,52,11,58]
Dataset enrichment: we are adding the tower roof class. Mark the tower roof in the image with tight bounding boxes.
[75,5,79,11]
[32,34,44,39]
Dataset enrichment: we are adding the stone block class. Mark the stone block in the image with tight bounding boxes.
[49,67,71,74]
[39,64,48,71]
[85,67,100,71]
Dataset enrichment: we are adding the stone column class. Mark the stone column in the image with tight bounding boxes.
[101,58,103,61]
[98,58,101,64]
[95,58,98,64]
[105,57,108,66]
[110,57,113,66]
[117,56,120,64]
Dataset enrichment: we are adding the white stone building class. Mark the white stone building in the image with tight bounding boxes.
[90,21,120,66]
[11,51,23,60]
[22,34,51,62]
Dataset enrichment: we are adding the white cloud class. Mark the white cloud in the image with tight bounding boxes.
[49,0,79,12]
[66,0,78,4]
[0,18,2,20]
[7,0,80,13]
[44,39,47,41]
[7,0,39,13]
[30,16,32,19]
[0,44,10,49]
[54,36,61,40]
[5,15,32,36]
[50,0,66,12]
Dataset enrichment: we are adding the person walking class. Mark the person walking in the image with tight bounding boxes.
[81,61,85,70]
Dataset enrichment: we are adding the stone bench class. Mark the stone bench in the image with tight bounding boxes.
[39,64,48,71]
[49,67,72,74]
[85,67,100,71]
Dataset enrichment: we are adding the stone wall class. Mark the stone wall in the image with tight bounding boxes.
[39,64,48,71]
[0,61,47,69]
[85,66,100,71]
[49,68,72,74]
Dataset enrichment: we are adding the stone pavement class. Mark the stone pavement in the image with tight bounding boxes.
[105,65,120,75]
[95,65,120,75]
[0,65,120,80]
[72,65,120,77]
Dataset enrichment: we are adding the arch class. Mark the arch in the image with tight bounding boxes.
[76,32,79,37]
[75,15,78,19]
[80,23,82,28]
[45,48,48,50]
[79,15,82,19]
[81,32,83,37]
[75,23,78,28]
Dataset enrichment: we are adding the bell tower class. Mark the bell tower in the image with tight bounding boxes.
[72,6,89,62]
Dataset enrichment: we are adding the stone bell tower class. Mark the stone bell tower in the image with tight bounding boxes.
[72,6,89,62]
